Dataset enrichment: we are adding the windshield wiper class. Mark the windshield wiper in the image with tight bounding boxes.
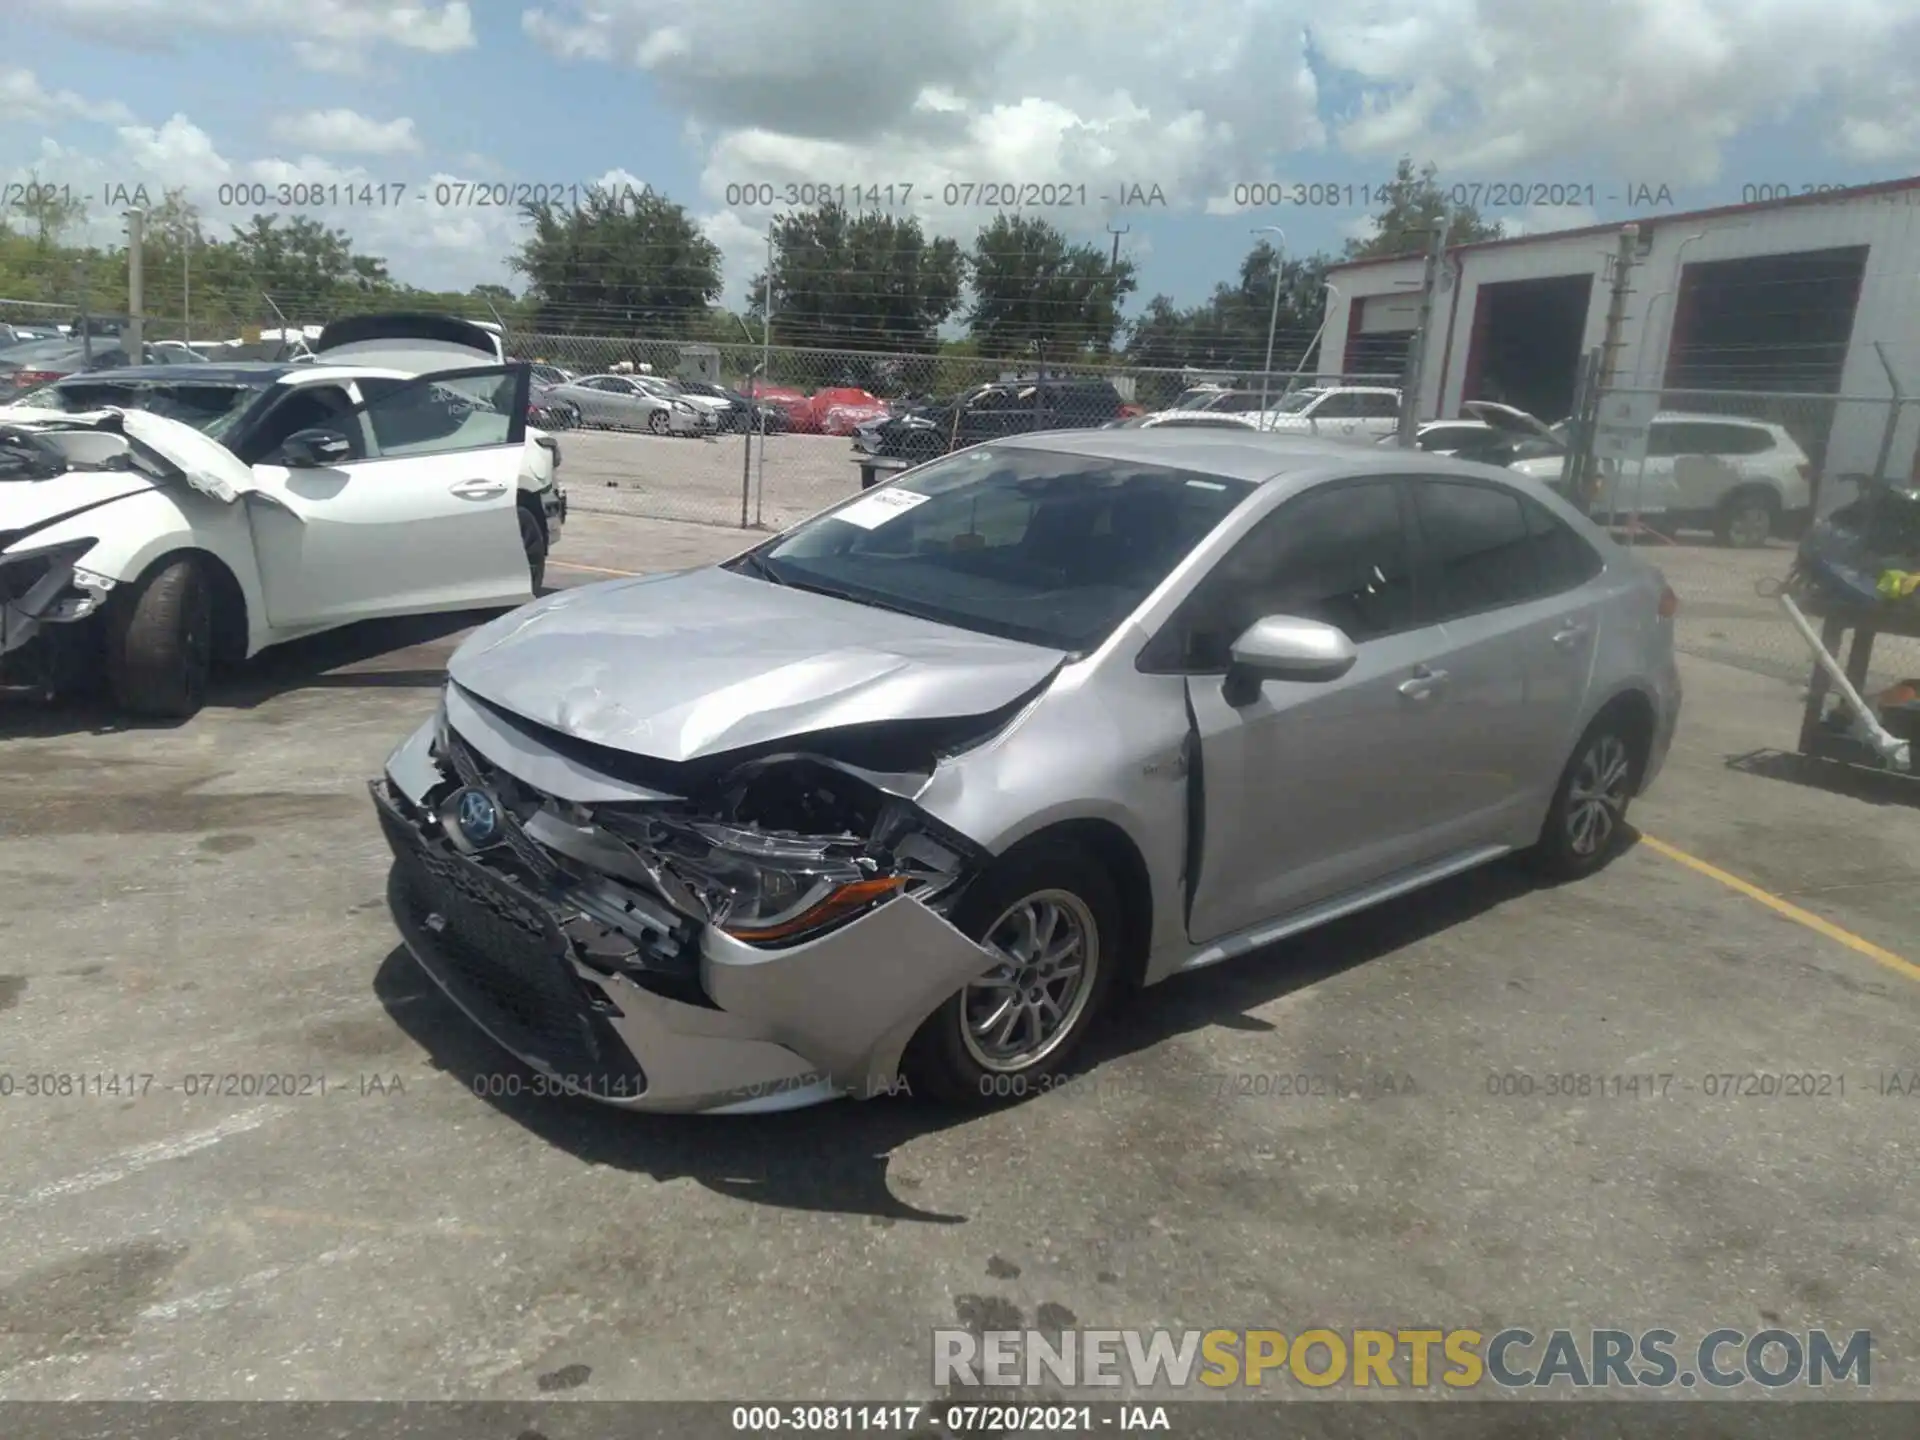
[732,549,787,585]
[779,577,929,621]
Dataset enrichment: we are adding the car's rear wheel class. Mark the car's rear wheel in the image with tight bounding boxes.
[647,409,670,435]
[903,841,1124,1105]
[1528,712,1643,881]
[106,555,214,719]
[1715,487,1777,548]
[518,503,548,593]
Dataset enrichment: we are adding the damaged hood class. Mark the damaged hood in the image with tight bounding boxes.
[447,565,1067,762]
[0,407,256,504]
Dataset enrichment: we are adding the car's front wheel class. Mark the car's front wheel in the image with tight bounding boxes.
[647,409,671,435]
[904,840,1124,1105]
[106,555,214,719]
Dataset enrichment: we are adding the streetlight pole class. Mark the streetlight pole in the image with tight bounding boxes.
[755,229,773,525]
[1284,281,1340,398]
[1251,225,1287,426]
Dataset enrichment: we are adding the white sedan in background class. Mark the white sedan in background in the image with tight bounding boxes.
[548,374,710,434]
[1,314,564,719]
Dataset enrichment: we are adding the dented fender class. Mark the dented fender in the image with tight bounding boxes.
[701,894,1000,1097]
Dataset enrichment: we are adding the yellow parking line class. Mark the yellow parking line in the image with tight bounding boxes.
[549,559,640,578]
[1641,833,1920,985]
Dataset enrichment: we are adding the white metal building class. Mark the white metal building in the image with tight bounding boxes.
[1319,176,1920,487]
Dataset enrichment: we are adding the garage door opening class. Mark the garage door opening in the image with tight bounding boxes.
[1665,246,1868,471]
[1342,292,1417,381]
[1459,274,1594,422]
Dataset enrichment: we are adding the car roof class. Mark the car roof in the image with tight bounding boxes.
[1652,411,1782,428]
[50,361,297,384]
[992,426,1434,482]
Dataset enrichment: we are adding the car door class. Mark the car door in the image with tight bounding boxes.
[1356,390,1404,440]
[1165,477,1458,943]
[1603,419,1685,517]
[244,364,532,630]
[1305,390,1366,441]
[1404,475,1605,841]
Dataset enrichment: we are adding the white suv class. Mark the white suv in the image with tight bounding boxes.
[1509,411,1813,547]
[1251,385,1404,443]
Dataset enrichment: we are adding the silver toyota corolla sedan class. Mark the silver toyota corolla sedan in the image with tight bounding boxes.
[370,430,1682,1114]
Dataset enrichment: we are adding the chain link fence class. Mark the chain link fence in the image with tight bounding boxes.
[1565,383,1920,699]
[509,329,1399,530]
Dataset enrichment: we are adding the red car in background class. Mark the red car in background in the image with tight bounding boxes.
[742,378,810,429]
[781,386,880,434]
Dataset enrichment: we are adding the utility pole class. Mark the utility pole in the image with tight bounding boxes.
[1572,223,1641,510]
[755,230,773,526]
[182,234,191,343]
[1106,224,1128,269]
[1396,219,1447,447]
[73,260,93,364]
[124,208,146,357]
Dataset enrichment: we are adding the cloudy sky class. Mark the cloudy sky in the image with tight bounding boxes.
[5,0,1919,313]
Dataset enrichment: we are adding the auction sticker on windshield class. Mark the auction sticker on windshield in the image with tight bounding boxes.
[833,487,931,529]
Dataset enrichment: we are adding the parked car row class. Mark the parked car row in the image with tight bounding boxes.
[1,313,564,715]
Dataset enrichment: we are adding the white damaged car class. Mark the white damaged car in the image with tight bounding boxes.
[0,313,564,718]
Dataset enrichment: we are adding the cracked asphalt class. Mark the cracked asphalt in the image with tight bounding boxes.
[1,513,1917,1406]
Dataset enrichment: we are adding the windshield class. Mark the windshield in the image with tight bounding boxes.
[1271,388,1325,414]
[1171,387,1224,410]
[734,444,1255,651]
[28,379,269,439]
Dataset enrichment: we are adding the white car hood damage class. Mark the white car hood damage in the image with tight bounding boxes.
[0,408,257,528]
[446,565,1068,763]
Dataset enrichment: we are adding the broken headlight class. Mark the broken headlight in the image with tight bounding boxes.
[671,820,904,944]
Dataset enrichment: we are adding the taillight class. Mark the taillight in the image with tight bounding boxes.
[10,370,61,388]
[1658,584,1679,618]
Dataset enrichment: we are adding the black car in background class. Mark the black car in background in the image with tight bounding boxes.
[677,378,790,433]
[854,376,1125,461]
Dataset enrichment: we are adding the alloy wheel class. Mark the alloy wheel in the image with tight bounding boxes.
[960,889,1100,1072]
[1566,733,1633,857]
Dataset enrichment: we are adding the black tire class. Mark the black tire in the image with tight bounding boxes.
[902,840,1126,1106]
[105,556,214,719]
[1713,487,1777,548]
[518,504,548,592]
[647,408,670,436]
[1527,710,1643,882]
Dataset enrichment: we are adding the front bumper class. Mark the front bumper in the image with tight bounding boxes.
[371,715,998,1113]
[1,539,112,672]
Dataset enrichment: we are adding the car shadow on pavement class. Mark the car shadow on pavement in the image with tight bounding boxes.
[371,855,1554,1223]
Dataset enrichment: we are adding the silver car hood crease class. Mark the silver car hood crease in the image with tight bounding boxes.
[447,566,1068,761]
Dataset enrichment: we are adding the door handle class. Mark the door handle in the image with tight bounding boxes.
[450,478,509,499]
[1552,619,1590,649]
[1398,665,1449,700]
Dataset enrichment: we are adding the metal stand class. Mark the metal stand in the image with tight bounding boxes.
[1789,596,1919,769]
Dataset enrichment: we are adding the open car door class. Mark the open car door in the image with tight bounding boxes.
[244,364,533,631]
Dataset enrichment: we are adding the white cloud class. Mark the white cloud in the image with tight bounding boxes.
[18,0,475,67]
[269,110,422,156]
[2,97,520,299]
[0,65,134,126]
[1313,0,1920,182]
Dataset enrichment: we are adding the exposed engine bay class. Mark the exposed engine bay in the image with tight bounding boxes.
[407,694,995,1013]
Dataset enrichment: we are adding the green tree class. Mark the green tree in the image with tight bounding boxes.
[749,202,964,353]
[964,214,1135,361]
[1125,240,1332,388]
[7,171,89,248]
[1344,156,1503,259]
[512,186,721,336]
[221,214,394,318]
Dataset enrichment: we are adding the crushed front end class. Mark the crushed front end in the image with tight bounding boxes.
[371,687,1003,1112]
[0,531,114,699]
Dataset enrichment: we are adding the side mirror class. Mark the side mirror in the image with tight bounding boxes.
[281,427,351,467]
[1221,615,1357,706]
